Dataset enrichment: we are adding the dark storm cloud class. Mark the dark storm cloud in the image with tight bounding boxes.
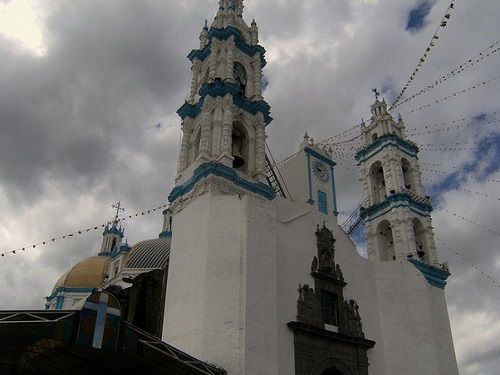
[0,1,499,374]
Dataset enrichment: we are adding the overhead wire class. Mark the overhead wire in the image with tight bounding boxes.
[436,206,500,236]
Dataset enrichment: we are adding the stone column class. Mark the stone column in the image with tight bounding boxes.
[225,38,235,82]
[254,114,266,176]
[199,100,213,159]
[253,54,263,99]
[424,218,439,265]
[220,97,233,166]
[178,118,193,172]
[209,41,219,82]
[189,61,201,102]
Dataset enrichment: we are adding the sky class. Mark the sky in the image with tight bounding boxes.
[0,0,499,373]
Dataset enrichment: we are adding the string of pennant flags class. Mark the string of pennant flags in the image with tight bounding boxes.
[437,206,500,236]
[391,0,458,108]
[422,177,492,199]
[437,238,500,288]
[421,162,500,183]
[392,40,500,109]
[404,74,500,115]
[0,203,169,259]
[422,167,500,188]
[407,116,499,137]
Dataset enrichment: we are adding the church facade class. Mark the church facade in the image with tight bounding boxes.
[44,1,459,374]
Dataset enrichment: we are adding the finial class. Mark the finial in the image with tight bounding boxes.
[304,131,309,140]
[398,113,403,122]
[203,19,208,30]
[252,18,257,26]
[372,88,380,100]
[111,201,125,226]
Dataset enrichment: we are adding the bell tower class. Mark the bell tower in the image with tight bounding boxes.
[355,92,438,265]
[164,2,279,374]
[171,0,273,203]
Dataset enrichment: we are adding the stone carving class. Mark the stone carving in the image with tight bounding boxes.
[311,256,318,273]
[344,300,364,338]
[297,284,316,326]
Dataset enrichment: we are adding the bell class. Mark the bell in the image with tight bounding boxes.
[232,129,245,169]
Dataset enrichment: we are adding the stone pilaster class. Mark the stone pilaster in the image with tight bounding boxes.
[225,38,235,82]
[252,53,263,99]
[254,114,266,176]
[178,118,193,172]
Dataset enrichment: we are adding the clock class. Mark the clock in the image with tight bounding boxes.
[312,160,330,183]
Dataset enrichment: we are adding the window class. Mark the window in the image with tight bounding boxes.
[321,291,339,326]
[318,191,328,215]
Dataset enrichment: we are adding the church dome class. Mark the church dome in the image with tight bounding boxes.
[52,256,110,294]
[123,238,170,269]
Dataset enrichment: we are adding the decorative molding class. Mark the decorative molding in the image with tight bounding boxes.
[305,147,337,167]
[168,162,276,203]
[355,133,419,164]
[361,192,433,222]
[177,81,273,125]
[188,26,267,68]
[408,259,450,289]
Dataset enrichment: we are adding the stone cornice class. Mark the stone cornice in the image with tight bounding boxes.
[355,133,419,164]
[408,259,450,289]
[168,162,276,203]
[361,192,433,222]
[177,80,273,125]
[188,26,267,68]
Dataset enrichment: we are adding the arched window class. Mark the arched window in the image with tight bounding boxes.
[233,62,247,97]
[231,122,249,173]
[413,218,429,263]
[369,161,386,204]
[401,158,416,192]
[377,220,395,262]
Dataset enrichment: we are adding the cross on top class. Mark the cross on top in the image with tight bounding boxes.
[111,201,125,224]
[372,88,380,100]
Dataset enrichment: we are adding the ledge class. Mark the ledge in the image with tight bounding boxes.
[177,80,273,125]
[188,26,267,68]
[361,192,433,222]
[287,321,376,349]
[169,162,276,203]
[408,259,450,289]
[355,133,419,163]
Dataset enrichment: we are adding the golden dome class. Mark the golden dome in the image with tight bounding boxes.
[52,256,110,294]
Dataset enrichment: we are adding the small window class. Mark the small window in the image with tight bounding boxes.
[318,191,328,215]
[321,291,339,326]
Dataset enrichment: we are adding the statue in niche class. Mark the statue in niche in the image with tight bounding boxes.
[316,223,337,273]
[311,256,319,273]
[320,248,334,272]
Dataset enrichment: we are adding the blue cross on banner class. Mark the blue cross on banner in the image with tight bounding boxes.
[77,291,121,351]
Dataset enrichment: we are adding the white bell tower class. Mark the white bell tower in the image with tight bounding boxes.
[356,92,438,265]
[163,2,279,374]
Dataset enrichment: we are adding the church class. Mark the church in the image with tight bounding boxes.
[2,1,459,374]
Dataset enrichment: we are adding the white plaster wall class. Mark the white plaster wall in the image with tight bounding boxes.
[163,190,279,375]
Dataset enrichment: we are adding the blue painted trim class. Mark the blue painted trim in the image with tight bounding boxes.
[177,80,273,125]
[55,295,65,310]
[169,162,276,203]
[188,26,267,68]
[330,166,339,216]
[355,134,419,164]
[47,287,96,303]
[304,147,337,167]
[361,193,433,222]
[306,154,314,204]
[318,190,328,215]
[159,231,172,239]
[408,259,450,289]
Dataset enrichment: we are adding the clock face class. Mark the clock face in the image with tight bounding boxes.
[312,160,330,183]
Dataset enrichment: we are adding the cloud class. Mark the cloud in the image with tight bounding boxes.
[0,0,499,373]
[406,1,436,32]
